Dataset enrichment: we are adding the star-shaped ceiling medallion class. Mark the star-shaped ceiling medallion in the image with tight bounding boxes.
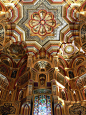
[26,9,57,40]
[60,43,79,58]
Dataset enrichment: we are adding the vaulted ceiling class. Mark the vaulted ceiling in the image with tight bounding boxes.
[0,0,86,91]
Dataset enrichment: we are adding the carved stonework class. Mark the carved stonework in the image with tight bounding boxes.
[69,103,86,115]
[0,103,16,114]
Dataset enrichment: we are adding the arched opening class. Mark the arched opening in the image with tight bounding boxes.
[33,95,52,115]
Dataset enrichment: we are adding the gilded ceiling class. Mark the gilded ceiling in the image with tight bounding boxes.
[0,0,86,115]
[0,0,85,55]
[0,0,85,89]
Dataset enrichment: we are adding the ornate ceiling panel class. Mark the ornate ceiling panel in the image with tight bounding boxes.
[28,9,57,40]
[17,0,67,46]
[1,0,85,56]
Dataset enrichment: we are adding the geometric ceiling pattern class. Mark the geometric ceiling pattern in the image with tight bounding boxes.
[0,0,85,90]
[0,0,85,84]
[0,1,86,115]
[17,0,66,45]
[0,0,86,56]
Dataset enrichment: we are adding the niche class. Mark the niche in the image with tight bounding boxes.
[11,70,17,78]
[39,74,46,87]
[69,71,74,78]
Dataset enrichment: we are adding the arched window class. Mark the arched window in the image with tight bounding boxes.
[55,103,63,115]
[21,103,30,115]
[24,105,30,115]
[33,95,52,115]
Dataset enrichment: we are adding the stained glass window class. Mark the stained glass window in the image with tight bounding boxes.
[33,95,51,115]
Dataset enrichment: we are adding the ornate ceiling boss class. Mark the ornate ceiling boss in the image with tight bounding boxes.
[27,9,57,40]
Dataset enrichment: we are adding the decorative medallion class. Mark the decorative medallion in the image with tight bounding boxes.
[64,45,74,54]
[61,43,78,58]
[28,10,56,40]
